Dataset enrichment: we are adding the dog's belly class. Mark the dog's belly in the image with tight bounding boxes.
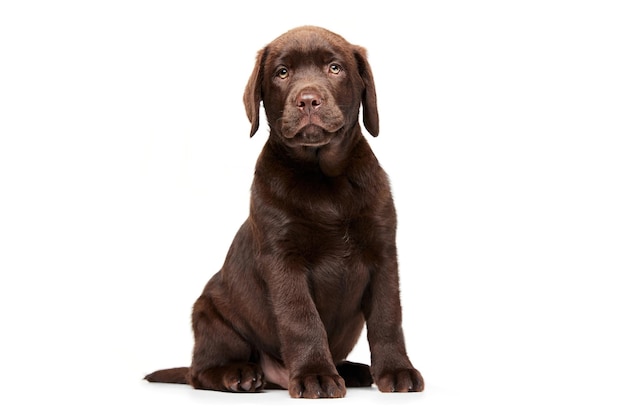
[260,352,290,389]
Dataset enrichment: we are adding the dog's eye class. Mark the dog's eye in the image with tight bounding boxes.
[276,67,289,79]
[329,64,342,75]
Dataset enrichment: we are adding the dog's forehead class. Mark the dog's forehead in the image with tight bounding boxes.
[267,26,353,64]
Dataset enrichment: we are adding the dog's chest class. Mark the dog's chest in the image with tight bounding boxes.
[284,174,379,262]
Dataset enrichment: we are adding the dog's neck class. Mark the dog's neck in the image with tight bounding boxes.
[269,127,364,177]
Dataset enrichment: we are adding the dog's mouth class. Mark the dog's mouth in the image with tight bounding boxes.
[289,124,333,147]
[280,102,344,147]
[282,117,344,147]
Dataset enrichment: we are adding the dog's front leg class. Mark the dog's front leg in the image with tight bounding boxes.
[261,258,347,398]
[365,252,425,393]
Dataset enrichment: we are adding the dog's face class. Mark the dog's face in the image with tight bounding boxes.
[244,26,379,147]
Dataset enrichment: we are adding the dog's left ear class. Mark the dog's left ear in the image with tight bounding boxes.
[354,46,379,137]
[243,48,266,137]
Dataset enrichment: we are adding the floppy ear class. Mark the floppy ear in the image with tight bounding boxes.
[354,46,379,137]
[243,48,266,137]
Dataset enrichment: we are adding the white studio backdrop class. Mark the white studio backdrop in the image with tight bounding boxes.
[1,1,625,417]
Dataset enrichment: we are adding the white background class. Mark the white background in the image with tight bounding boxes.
[1,1,625,416]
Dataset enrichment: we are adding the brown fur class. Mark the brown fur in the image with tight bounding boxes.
[145,26,424,398]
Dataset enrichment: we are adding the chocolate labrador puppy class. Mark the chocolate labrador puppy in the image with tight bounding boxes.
[145,26,424,398]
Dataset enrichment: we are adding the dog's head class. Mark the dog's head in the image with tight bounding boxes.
[243,26,379,146]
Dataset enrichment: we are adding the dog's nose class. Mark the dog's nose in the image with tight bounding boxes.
[296,91,322,114]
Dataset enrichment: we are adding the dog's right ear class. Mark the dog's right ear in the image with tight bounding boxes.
[243,48,266,137]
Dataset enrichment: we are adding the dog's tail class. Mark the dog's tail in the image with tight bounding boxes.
[144,367,189,384]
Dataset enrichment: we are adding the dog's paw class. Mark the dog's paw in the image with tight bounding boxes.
[222,363,265,392]
[288,373,347,398]
[191,363,264,392]
[375,368,424,393]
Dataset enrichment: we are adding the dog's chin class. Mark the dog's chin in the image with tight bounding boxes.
[287,124,333,147]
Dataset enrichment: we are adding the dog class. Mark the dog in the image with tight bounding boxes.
[145,25,424,398]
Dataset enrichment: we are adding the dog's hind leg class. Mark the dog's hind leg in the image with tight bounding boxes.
[188,293,264,392]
